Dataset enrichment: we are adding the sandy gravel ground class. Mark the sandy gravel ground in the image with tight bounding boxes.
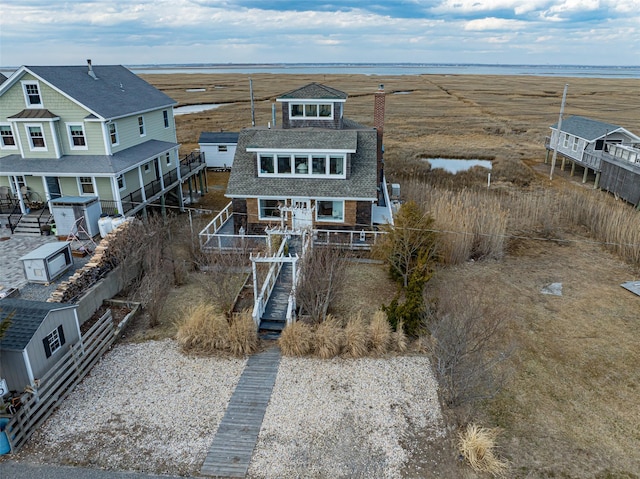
[14,340,444,478]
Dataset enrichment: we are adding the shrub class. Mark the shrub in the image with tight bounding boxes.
[369,310,392,355]
[314,316,344,359]
[279,321,314,356]
[228,311,258,357]
[176,303,229,354]
[343,313,369,358]
[458,423,508,476]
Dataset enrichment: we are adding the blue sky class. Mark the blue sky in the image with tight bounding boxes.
[1,0,639,67]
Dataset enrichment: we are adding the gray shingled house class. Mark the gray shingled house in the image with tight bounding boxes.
[0,61,206,232]
[0,299,80,393]
[545,115,640,206]
[225,83,391,234]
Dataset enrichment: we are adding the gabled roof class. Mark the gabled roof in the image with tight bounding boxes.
[551,116,625,141]
[277,83,348,101]
[0,139,178,176]
[0,298,76,351]
[0,73,7,85]
[198,132,239,144]
[0,65,176,120]
[226,123,377,200]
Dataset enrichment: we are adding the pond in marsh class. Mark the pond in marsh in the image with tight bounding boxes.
[424,158,493,173]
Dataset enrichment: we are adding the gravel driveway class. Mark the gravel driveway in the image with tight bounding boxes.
[15,339,444,478]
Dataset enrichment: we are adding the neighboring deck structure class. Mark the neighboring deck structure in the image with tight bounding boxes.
[545,116,640,207]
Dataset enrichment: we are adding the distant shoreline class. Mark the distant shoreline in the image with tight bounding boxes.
[2,63,639,79]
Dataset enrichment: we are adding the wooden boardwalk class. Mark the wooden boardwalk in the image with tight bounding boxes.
[201,347,281,478]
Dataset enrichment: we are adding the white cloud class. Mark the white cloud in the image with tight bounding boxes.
[464,17,525,31]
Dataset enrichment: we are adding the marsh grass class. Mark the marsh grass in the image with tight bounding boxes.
[314,315,344,359]
[458,424,508,477]
[278,321,314,356]
[343,313,370,358]
[228,310,259,356]
[369,310,392,355]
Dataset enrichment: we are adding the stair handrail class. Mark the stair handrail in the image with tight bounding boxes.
[252,236,288,326]
[7,204,22,234]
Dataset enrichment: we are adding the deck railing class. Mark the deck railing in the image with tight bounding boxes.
[252,237,288,326]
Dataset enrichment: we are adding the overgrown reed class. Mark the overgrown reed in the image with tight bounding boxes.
[403,177,640,265]
[343,313,370,358]
[278,321,314,356]
[369,310,392,355]
[228,311,259,357]
[175,303,230,353]
[458,423,508,476]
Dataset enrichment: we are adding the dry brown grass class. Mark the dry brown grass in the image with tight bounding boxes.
[343,312,370,358]
[175,303,229,353]
[369,310,392,355]
[458,423,508,477]
[392,320,408,353]
[228,310,258,357]
[313,315,344,359]
[278,321,314,356]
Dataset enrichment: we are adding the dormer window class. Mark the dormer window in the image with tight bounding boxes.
[257,152,346,178]
[290,102,333,119]
[22,82,42,107]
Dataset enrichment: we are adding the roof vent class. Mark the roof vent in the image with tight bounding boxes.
[87,59,98,80]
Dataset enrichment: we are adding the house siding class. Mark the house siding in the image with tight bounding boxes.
[25,308,79,382]
[111,110,176,154]
[0,350,29,392]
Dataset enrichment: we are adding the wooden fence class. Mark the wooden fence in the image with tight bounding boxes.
[2,308,127,453]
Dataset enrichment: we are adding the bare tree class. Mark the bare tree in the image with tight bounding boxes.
[428,282,514,412]
[296,245,349,323]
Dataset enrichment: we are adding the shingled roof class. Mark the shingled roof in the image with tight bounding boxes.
[0,298,76,351]
[277,83,348,101]
[552,116,623,141]
[0,139,177,176]
[226,123,378,200]
[2,65,176,120]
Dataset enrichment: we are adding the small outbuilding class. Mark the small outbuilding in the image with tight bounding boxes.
[198,131,239,169]
[0,299,80,392]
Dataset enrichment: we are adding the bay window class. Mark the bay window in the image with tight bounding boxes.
[27,125,46,150]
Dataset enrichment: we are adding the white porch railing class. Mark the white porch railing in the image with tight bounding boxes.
[199,201,233,248]
[251,236,288,327]
[313,228,385,249]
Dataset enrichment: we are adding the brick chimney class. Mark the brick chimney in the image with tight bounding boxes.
[374,84,385,183]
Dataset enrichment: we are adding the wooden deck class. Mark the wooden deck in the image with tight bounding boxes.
[201,347,281,478]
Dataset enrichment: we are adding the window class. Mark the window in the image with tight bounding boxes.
[330,156,344,175]
[43,325,66,358]
[108,123,118,145]
[312,156,326,174]
[316,200,344,222]
[23,82,42,107]
[27,125,46,150]
[117,174,125,190]
[0,125,16,148]
[562,134,569,148]
[68,124,87,149]
[218,145,228,152]
[144,163,150,173]
[277,155,292,174]
[163,110,169,128]
[572,137,579,152]
[289,102,333,119]
[138,116,145,136]
[165,153,171,166]
[259,199,284,220]
[258,152,346,177]
[260,155,274,173]
[79,176,95,195]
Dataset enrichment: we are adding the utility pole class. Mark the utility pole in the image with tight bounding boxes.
[550,83,569,180]
[249,77,255,127]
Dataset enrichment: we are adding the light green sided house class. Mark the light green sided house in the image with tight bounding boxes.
[0,61,206,235]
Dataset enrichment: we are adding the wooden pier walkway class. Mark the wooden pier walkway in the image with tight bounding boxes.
[200,347,281,478]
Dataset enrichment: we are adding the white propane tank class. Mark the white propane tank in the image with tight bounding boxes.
[98,214,113,238]
[111,214,126,230]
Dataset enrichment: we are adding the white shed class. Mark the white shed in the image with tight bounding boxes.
[198,132,239,169]
[19,242,73,284]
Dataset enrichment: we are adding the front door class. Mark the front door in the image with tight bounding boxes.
[45,177,62,200]
[291,199,312,230]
